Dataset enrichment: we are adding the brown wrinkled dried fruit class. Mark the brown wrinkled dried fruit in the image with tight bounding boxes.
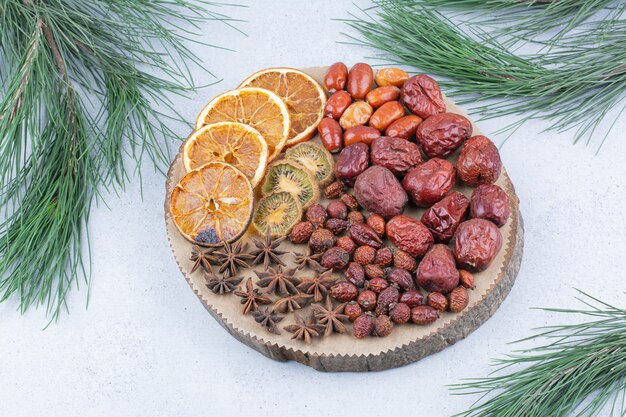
[336,236,356,255]
[399,290,425,308]
[401,74,445,119]
[324,90,352,120]
[453,219,503,271]
[385,115,423,140]
[348,213,365,226]
[358,289,377,311]
[350,223,383,249]
[367,213,386,236]
[416,113,473,158]
[318,118,343,153]
[393,250,417,272]
[386,215,433,257]
[427,292,448,312]
[321,247,350,271]
[309,228,335,253]
[343,125,381,147]
[374,314,393,337]
[369,101,405,132]
[416,244,460,293]
[326,201,348,220]
[324,62,348,93]
[389,302,411,324]
[330,281,359,302]
[367,277,390,294]
[387,267,416,291]
[370,136,423,177]
[421,191,470,242]
[339,101,373,130]
[354,245,376,265]
[345,262,365,287]
[354,166,408,218]
[306,204,328,228]
[449,286,469,313]
[289,221,314,244]
[375,68,409,88]
[325,218,349,235]
[365,86,401,109]
[374,247,393,267]
[470,184,510,227]
[347,63,374,99]
[324,180,344,200]
[457,135,502,186]
[353,313,374,338]
[364,264,385,280]
[376,285,400,316]
[402,158,456,206]
[344,301,363,322]
[410,305,439,325]
[459,269,476,290]
[335,143,369,186]
[340,193,360,211]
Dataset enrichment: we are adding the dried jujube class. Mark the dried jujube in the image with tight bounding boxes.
[457,135,502,186]
[324,90,352,120]
[416,112,472,158]
[421,191,470,242]
[416,244,459,293]
[334,142,369,186]
[401,74,445,119]
[370,136,423,177]
[324,62,348,92]
[354,166,408,218]
[470,184,510,227]
[385,115,423,140]
[343,126,381,147]
[386,215,433,257]
[453,219,503,272]
[402,158,456,206]
[347,63,374,100]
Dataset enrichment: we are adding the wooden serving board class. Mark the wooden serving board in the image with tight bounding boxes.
[164,67,524,372]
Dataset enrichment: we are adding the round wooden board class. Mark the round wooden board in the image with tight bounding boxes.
[164,67,524,372]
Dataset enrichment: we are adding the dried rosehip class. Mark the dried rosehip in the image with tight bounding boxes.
[346,212,364,226]
[358,289,377,311]
[401,74,445,119]
[374,247,393,267]
[309,228,335,253]
[335,143,369,186]
[340,193,360,211]
[330,281,359,302]
[393,250,417,272]
[336,236,356,255]
[389,302,411,324]
[326,218,349,235]
[347,63,374,100]
[416,244,460,293]
[421,191,470,243]
[339,101,373,130]
[416,113,472,158]
[365,86,401,109]
[459,269,476,290]
[369,101,405,132]
[449,286,469,313]
[375,68,409,88]
[376,285,400,316]
[370,136,423,177]
[385,115,423,140]
[345,262,365,287]
[324,62,348,93]
[354,166,408,218]
[318,117,343,153]
[344,301,363,322]
[399,290,425,308]
[366,213,386,236]
[410,305,439,325]
[367,277,390,294]
[306,204,328,228]
[386,215,433,257]
[387,267,416,291]
[324,90,352,119]
[364,264,385,280]
[374,314,393,337]
[470,184,510,227]
[289,221,314,244]
[324,180,344,199]
[427,292,448,312]
[326,201,348,220]
[402,158,456,206]
[457,135,502,186]
[321,247,350,271]
[353,313,374,338]
[354,245,376,265]
[343,125,381,147]
[453,219,502,271]
[349,223,383,249]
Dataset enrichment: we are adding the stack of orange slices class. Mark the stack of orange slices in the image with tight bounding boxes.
[170,68,327,246]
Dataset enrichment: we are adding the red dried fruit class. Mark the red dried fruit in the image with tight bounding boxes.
[365,86,401,109]
[344,301,363,322]
[427,292,448,312]
[389,302,411,324]
[376,285,400,316]
[387,267,416,291]
[357,290,377,311]
[374,247,393,267]
[340,193,360,211]
[401,74,446,119]
[459,269,476,290]
[339,101,373,130]
[306,204,328,228]
[457,135,502,186]
[289,221,314,244]
[453,219,503,272]
[347,63,374,99]
[335,143,369,186]
[399,290,425,308]
[470,184,510,227]
[369,101,405,132]
[325,218,349,235]
[324,180,344,199]
[345,262,365,287]
[324,62,348,93]
[402,158,456,206]
[330,281,359,302]
[410,305,439,325]
[354,245,376,265]
[347,211,364,225]
[318,117,343,153]
[393,250,417,271]
[321,247,350,271]
[416,112,472,158]
[366,213,386,236]
[386,215,434,257]
[375,68,409,87]
[367,277,390,294]
[421,191,470,243]
[385,115,423,140]
[416,244,460,293]
[344,125,382,147]
[354,166,408,218]
[364,264,385,280]
[309,228,335,254]
[374,314,393,337]
[326,201,348,220]
[449,286,469,313]
[336,236,356,255]
[324,90,352,119]
[353,313,374,338]
[350,223,383,249]
[370,136,423,177]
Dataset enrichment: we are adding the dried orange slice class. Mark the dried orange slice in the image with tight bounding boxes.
[183,122,268,187]
[239,68,326,146]
[195,87,289,161]
[170,162,253,246]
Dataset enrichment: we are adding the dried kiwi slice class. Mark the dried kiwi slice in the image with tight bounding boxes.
[253,192,302,237]
[285,142,335,186]
[261,160,320,209]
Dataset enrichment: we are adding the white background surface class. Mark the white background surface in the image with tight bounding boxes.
[1,2,625,416]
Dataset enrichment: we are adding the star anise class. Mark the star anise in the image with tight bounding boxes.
[234,278,272,314]
[255,266,299,296]
[249,230,286,270]
[312,296,348,336]
[205,272,242,294]
[215,240,254,277]
[293,249,326,273]
[251,308,284,335]
[272,292,313,313]
[297,270,337,302]
[190,245,219,274]
[284,313,325,344]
